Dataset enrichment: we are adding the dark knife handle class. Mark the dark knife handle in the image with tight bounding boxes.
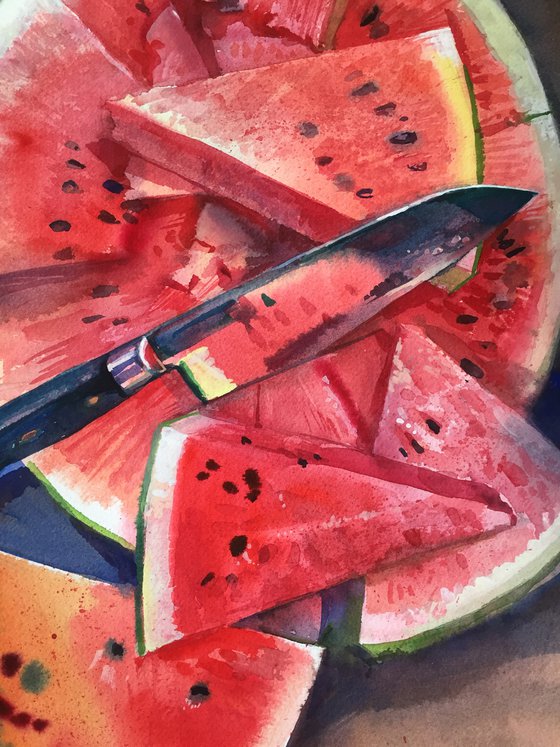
[0,353,127,470]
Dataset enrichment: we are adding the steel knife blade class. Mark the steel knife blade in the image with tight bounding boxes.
[0,185,535,469]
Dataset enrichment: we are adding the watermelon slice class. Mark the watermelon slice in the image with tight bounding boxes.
[360,325,560,651]
[108,27,477,242]
[0,550,322,746]
[138,414,513,651]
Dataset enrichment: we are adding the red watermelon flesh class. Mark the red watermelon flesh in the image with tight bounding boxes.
[0,0,140,274]
[61,0,207,86]
[108,27,477,242]
[139,414,513,650]
[361,325,560,647]
[0,550,322,747]
[257,326,398,450]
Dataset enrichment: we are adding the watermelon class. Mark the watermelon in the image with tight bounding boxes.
[0,550,322,746]
[189,0,315,74]
[138,413,513,651]
[108,27,477,242]
[60,0,207,86]
[360,325,560,651]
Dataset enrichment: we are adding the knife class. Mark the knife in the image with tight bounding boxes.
[0,185,535,469]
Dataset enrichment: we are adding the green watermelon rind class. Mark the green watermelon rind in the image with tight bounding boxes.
[25,461,134,550]
[361,517,560,658]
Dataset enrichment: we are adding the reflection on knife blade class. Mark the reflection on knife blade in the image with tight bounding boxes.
[0,185,536,468]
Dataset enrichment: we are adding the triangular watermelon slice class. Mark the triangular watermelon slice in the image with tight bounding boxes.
[360,325,560,651]
[108,27,477,242]
[0,550,321,746]
[138,414,513,651]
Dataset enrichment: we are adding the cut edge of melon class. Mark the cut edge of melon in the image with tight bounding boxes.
[25,460,134,550]
[360,513,560,657]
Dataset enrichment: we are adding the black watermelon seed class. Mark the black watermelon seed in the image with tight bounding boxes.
[206,459,220,471]
[356,187,374,198]
[10,712,31,728]
[425,418,441,435]
[1,653,23,678]
[122,212,139,224]
[245,490,260,503]
[0,696,14,718]
[98,210,120,225]
[223,481,239,494]
[200,572,215,586]
[61,179,79,193]
[313,453,322,460]
[360,4,380,25]
[196,471,210,481]
[135,1,151,14]
[370,21,389,38]
[460,358,484,379]
[241,436,252,445]
[400,116,409,121]
[505,246,527,258]
[49,220,71,232]
[64,140,80,151]
[333,173,355,191]
[351,81,379,97]
[407,162,428,171]
[297,458,308,468]
[298,121,319,138]
[112,317,129,326]
[66,158,85,169]
[102,179,124,194]
[52,246,75,260]
[105,640,125,659]
[315,155,333,166]
[91,284,119,298]
[243,468,261,489]
[188,683,210,705]
[399,447,408,458]
[389,131,418,146]
[82,314,104,324]
[497,228,509,241]
[456,314,478,325]
[120,199,147,213]
[498,238,515,250]
[374,102,396,116]
[410,439,425,454]
[32,719,49,733]
[229,535,247,556]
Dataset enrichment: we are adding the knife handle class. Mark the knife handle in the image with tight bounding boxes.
[0,353,127,470]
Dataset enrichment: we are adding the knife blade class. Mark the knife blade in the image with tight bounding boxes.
[0,185,535,469]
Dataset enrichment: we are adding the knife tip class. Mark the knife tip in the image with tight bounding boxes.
[444,184,537,227]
